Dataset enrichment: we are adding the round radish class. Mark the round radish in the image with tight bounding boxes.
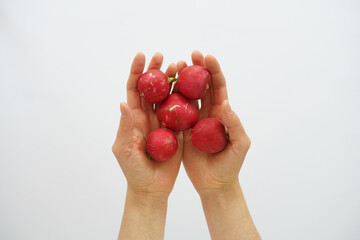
[138,69,170,103]
[156,93,198,131]
[191,118,228,153]
[146,128,178,162]
[178,65,211,100]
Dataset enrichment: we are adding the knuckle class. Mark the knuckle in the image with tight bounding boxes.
[112,141,133,159]
[244,135,251,149]
[112,142,119,155]
[132,134,139,143]
[122,146,133,159]
[231,135,251,153]
[131,129,144,145]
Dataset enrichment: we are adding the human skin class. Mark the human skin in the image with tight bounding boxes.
[113,51,260,240]
[112,52,182,240]
[177,51,261,240]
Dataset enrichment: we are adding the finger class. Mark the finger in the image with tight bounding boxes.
[141,97,155,113]
[165,63,177,94]
[141,53,164,112]
[191,50,205,66]
[220,100,250,153]
[165,63,177,77]
[127,53,146,109]
[115,102,134,142]
[205,55,228,105]
[200,90,212,114]
[177,60,187,74]
[200,77,213,113]
[147,52,163,70]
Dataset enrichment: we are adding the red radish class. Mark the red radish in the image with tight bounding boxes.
[137,69,170,103]
[191,118,228,153]
[146,128,178,162]
[156,93,198,131]
[178,65,211,100]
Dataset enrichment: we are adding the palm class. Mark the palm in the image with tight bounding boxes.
[113,53,182,194]
[183,106,242,192]
[178,51,250,192]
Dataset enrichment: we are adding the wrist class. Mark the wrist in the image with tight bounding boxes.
[126,186,169,209]
[197,180,261,239]
[198,179,242,201]
[119,186,169,239]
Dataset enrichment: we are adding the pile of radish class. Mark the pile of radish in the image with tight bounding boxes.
[138,65,228,161]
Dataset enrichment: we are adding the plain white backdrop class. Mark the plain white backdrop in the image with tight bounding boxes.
[1,0,360,239]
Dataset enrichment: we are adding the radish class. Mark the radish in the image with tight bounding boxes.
[137,69,174,103]
[178,65,211,100]
[156,93,198,131]
[191,118,228,153]
[146,128,178,162]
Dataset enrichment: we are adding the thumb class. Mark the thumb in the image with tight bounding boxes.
[220,100,251,151]
[116,102,134,141]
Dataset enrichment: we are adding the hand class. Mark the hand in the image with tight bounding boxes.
[177,51,252,195]
[112,52,183,198]
[177,51,260,239]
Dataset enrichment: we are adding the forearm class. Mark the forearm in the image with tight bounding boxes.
[118,187,169,240]
[199,180,260,240]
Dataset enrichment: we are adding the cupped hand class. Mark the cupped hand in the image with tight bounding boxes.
[112,53,183,197]
[177,51,251,194]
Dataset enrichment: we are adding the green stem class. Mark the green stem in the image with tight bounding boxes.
[167,77,178,83]
[146,152,153,160]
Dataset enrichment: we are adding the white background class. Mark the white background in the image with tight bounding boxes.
[1,0,360,239]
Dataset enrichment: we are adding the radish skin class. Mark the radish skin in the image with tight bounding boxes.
[191,118,228,153]
[178,65,211,100]
[138,69,170,103]
[146,128,178,161]
[156,93,198,131]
